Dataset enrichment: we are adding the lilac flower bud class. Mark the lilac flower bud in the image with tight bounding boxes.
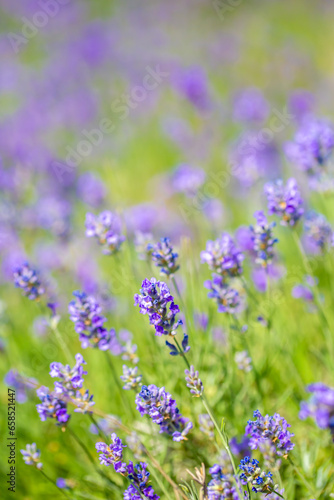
[148,237,179,277]
[13,262,44,301]
[120,365,142,391]
[299,383,334,440]
[136,384,192,442]
[250,211,278,267]
[20,443,42,469]
[204,274,244,314]
[85,211,125,255]
[264,178,304,227]
[134,278,182,336]
[201,233,244,279]
[239,457,278,494]
[185,365,203,397]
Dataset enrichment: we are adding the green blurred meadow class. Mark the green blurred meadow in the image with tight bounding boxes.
[1,1,334,499]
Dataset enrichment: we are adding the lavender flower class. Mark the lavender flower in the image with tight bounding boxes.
[120,365,142,391]
[21,443,42,469]
[124,462,160,500]
[264,178,304,227]
[171,163,206,197]
[304,211,332,253]
[136,384,193,442]
[299,383,334,440]
[292,276,319,312]
[207,464,239,500]
[239,457,277,494]
[36,386,70,426]
[50,353,87,397]
[201,234,244,279]
[204,274,244,314]
[198,414,215,439]
[69,291,118,350]
[134,278,182,336]
[245,410,294,458]
[96,433,127,472]
[85,211,125,255]
[72,389,95,414]
[185,365,203,397]
[13,262,44,301]
[250,211,278,267]
[234,351,252,372]
[148,237,179,277]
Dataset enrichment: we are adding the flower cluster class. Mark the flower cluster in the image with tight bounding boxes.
[207,464,239,500]
[13,262,45,301]
[124,462,160,500]
[120,365,143,391]
[36,386,70,426]
[299,383,334,440]
[250,211,278,267]
[85,211,125,255]
[304,211,332,253]
[134,278,182,336]
[245,410,294,458]
[71,389,95,414]
[264,178,304,227]
[185,365,203,396]
[204,274,243,314]
[96,433,127,472]
[201,233,244,279]
[135,384,193,442]
[239,457,277,494]
[148,237,179,276]
[50,353,87,397]
[21,443,43,469]
[69,291,119,351]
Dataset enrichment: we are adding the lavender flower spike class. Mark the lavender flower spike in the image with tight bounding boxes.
[299,383,334,440]
[185,365,203,397]
[264,178,304,227]
[204,274,244,314]
[201,233,244,279]
[36,386,70,426]
[21,443,42,469]
[95,433,127,472]
[239,456,278,494]
[250,211,278,267]
[120,365,142,391]
[124,462,160,500]
[136,384,193,442]
[207,464,239,500]
[13,262,44,301]
[50,353,87,397]
[85,211,125,255]
[148,237,179,277]
[134,278,182,336]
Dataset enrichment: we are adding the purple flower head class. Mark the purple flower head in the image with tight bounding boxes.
[85,211,125,255]
[292,275,318,311]
[136,384,192,442]
[72,389,95,414]
[96,433,126,471]
[304,211,332,253]
[233,87,269,124]
[124,462,160,500]
[250,211,278,267]
[172,66,210,111]
[13,262,45,301]
[204,274,244,314]
[134,278,182,336]
[77,173,106,208]
[245,410,294,458]
[50,353,87,398]
[4,370,37,404]
[264,178,304,227]
[201,234,244,280]
[171,163,206,197]
[148,237,179,277]
[288,90,314,123]
[185,365,203,397]
[239,457,277,494]
[36,386,70,426]
[121,365,142,391]
[56,478,68,489]
[207,464,239,500]
[299,383,334,440]
[20,443,42,469]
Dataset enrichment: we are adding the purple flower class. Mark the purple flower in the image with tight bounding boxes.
[4,370,37,404]
[292,276,318,311]
[201,234,244,279]
[185,365,203,397]
[239,457,277,494]
[77,173,106,207]
[13,262,44,301]
[233,87,269,124]
[264,178,304,226]
[72,389,95,414]
[299,383,334,440]
[250,211,278,267]
[50,353,87,397]
[96,433,127,471]
[172,66,210,111]
[85,211,125,255]
[303,211,332,253]
[204,274,244,314]
[288,90,314,123]
[56,478,68,489]
[207,464,239,500]
[36,386,70,426]
[120,365,142,391]
[148,237,179,277]
[20,443,42,469]
[245,410,294,458]
[124,462,160,500]
[134,278,182,336]
[136,384,192,442]
[171,163,206,197]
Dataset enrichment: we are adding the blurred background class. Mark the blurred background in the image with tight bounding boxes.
[1,0,334,498]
